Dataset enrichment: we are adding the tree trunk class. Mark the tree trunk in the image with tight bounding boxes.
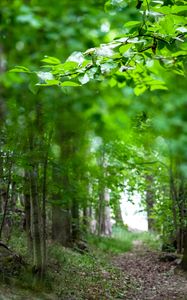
[24,171,33,255]
[114,198,124,227]
[0,44,6,124]
[30,165,42,275]
[41,129,52,275]
[181,229,187,271]
[52,206,71,247]
[83,206,93,233]
[145,175,155,231]
[0,155,12,240]
[177,182,185,254]
[169,161,178,243]
[71,199,80,242]
[41,149,49,277]
[51,163,72,247]
[98,188,112,236]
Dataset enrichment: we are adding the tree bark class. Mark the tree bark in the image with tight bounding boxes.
[52,206,71,247]
[114,198,124,227]
[30,165,42,275]
[71,199,80,242]
[24,171,33,254]
[98,188,112,236]
[41,129,51,277]
[181,229,187,271]
[83,206,93,233]
[0,155,12,240]
[145,175,155,231]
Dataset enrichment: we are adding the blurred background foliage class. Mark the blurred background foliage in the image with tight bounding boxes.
[0,0,187,275]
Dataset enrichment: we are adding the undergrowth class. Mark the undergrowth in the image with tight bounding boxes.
[1,226,161,299]
[46,243,128,299]
[88,226,161,254]
[137,230,162,250]
[46,227,161,298]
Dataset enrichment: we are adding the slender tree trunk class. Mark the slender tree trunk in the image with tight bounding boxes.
[98,188,104,236]
[0,156,12,240]
[41,131,51,277]
[6,180,16,242]
[71,199,79,242]
[177,180,185,253]
[114,198,123,227]
[102,189,112,236]
[41,159,47,277]
[169,161,178,239]
[181,229,187,271]
[98,188,112,236]
[30,165,42,275]
[0,45,6,124]
[97,147,112,236]
[179,177,187,268]
[83,207,88,230]
[83,206,92,233]
[145,175,155,231]
[0,147,4,229]
[0,151,3,225]
[24,171,33,254]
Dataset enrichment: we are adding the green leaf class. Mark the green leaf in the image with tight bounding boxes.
[153,6,171,14]
[172,50,187,57]
[28,73,39,94]
[171,6,187,14]
[104,1,113,12]
[109,78,117,87]
[9,66,30,73]
[60,81,80,87]
[159,15,175,35]
[150,85,168,91]
[124,21,141,28]
[59,61,78,71]
[41,56,61,64]
[119,44,132,55]
[134,85,147,96]
[37,79,60,86]
[29,82,39,95]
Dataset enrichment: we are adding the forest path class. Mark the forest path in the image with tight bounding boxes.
[112,241,187,300]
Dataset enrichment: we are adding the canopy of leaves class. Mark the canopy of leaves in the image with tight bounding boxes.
[10,0,187,95]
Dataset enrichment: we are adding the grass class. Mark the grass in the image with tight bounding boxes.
[88,229,134,253]
[88,226,161,254]
[8,231,28,257]
[0,226,161,299]
[46,243,128,299]
[46,227,161,298]
[2,232,131,299]
[137,230,162,250]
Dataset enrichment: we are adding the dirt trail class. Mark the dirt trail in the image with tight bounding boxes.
[112,241,187,300]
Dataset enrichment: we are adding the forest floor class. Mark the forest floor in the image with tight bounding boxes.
[1,236,187,299]
[0,283,57,300]
[112,240,187,300]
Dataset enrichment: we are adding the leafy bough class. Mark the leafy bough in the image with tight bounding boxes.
[10,0,187,96]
